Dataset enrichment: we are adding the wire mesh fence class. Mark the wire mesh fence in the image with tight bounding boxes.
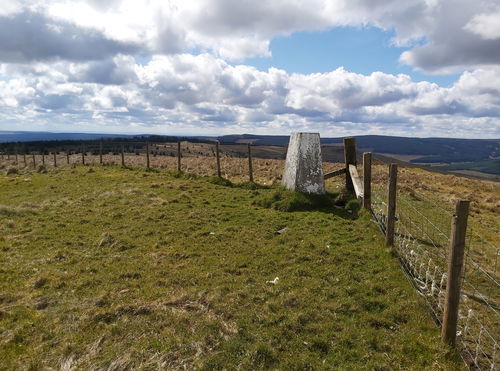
[371,162,499,370]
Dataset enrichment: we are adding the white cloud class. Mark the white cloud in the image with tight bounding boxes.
[1,54,499,137]
[0,0,499,137]
[465,8,500,40]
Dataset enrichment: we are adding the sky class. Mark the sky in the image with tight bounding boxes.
[0,0,499,138]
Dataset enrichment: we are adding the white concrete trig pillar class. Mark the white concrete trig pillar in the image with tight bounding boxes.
[282,132,325,194]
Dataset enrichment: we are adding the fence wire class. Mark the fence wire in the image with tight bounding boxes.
[372,176,499,370]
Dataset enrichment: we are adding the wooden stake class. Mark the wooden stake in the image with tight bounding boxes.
[82,145,85,165]
[343,137,356,192]
[32,153,36,167]
[53,152,57,167]
[363,152,372,210]
[67,152,70,164]
[121,144,125,167]
[247,143,254,182]
[441,200,470,346]
[23,153,27,166]
[215,141,221,177]
[146,141,150,169]
[177,141,181,172]
[99,141,103,164]
[42,151,45,165]
[386,164,398,246]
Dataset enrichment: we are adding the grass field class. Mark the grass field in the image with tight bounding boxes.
[0,164,464,369]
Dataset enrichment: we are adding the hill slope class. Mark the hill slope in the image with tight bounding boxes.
[0,166,461,369]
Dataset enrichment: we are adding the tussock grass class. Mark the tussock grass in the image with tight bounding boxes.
[0,165,462,369]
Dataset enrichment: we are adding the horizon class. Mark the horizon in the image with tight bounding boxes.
[1,129,499,141]
[1,1,499,138]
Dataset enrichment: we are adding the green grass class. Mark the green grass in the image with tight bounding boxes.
[0,165,462,369]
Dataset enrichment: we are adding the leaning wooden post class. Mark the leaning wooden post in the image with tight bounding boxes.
[146,141,150,170]
[441,200,470,347]
[99,141,103,164]
[81,145,85,165]
[363,152,372,210]
[386,164,398,246]
[215,141,221,177]
[177,141,181,172]
[344,137,356,192]
[247,143,254,182]
[121,144,125,167]
[53,152,57,167]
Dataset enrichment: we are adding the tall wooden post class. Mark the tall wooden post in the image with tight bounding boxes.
[386,164,398,246]
[441,200,470,346]
[53,152,57,167]
[15,147,18,164]
[32,153,36,167]
[215,141,221,177]
[82,145,85,165]
[23,153,27,166]
[99,141,103,164]
[67,152,70,164]
[363,152,372,210]
[247,143,254,182]
[121,144,125,167]
[146,141,150,170]
[344,137,356,192]
[177,141,181,172]
[42,150,45,165]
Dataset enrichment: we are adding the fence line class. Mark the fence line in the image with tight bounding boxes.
[370,160,498,370]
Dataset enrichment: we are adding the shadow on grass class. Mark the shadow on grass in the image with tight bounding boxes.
[253,186,360,219]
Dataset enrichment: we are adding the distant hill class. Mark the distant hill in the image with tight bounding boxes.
[1,131,498,177]
[218,134,500,163]
[0,131,129,143]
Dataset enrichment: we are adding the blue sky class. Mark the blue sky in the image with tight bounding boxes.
[244,27,459,87]
[0,0,499,138]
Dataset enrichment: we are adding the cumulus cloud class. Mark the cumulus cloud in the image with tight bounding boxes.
[1,0,498,71]
[0,11,139,62]
[1,53,499,137]
[0,0,499,137]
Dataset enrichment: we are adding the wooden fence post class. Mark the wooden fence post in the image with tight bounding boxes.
[215,141,221,177]
[177,141,181,171]
[67,152,70,164]
[121,144,125,167]
[23,153,27,166]
[15,147,18,164]
[247,143,254,182]
[82,145,85,165]
[99,141,103,164]
[42,150,45,166]
[363,152,372,210]
[441,200,470,346]
[53,152,57,167]
[32,153,36,167]
[146,141,150,170]
[386,164,398,246]
[344,137,356,192]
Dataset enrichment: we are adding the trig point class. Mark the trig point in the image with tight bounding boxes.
[282,132,325,194]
